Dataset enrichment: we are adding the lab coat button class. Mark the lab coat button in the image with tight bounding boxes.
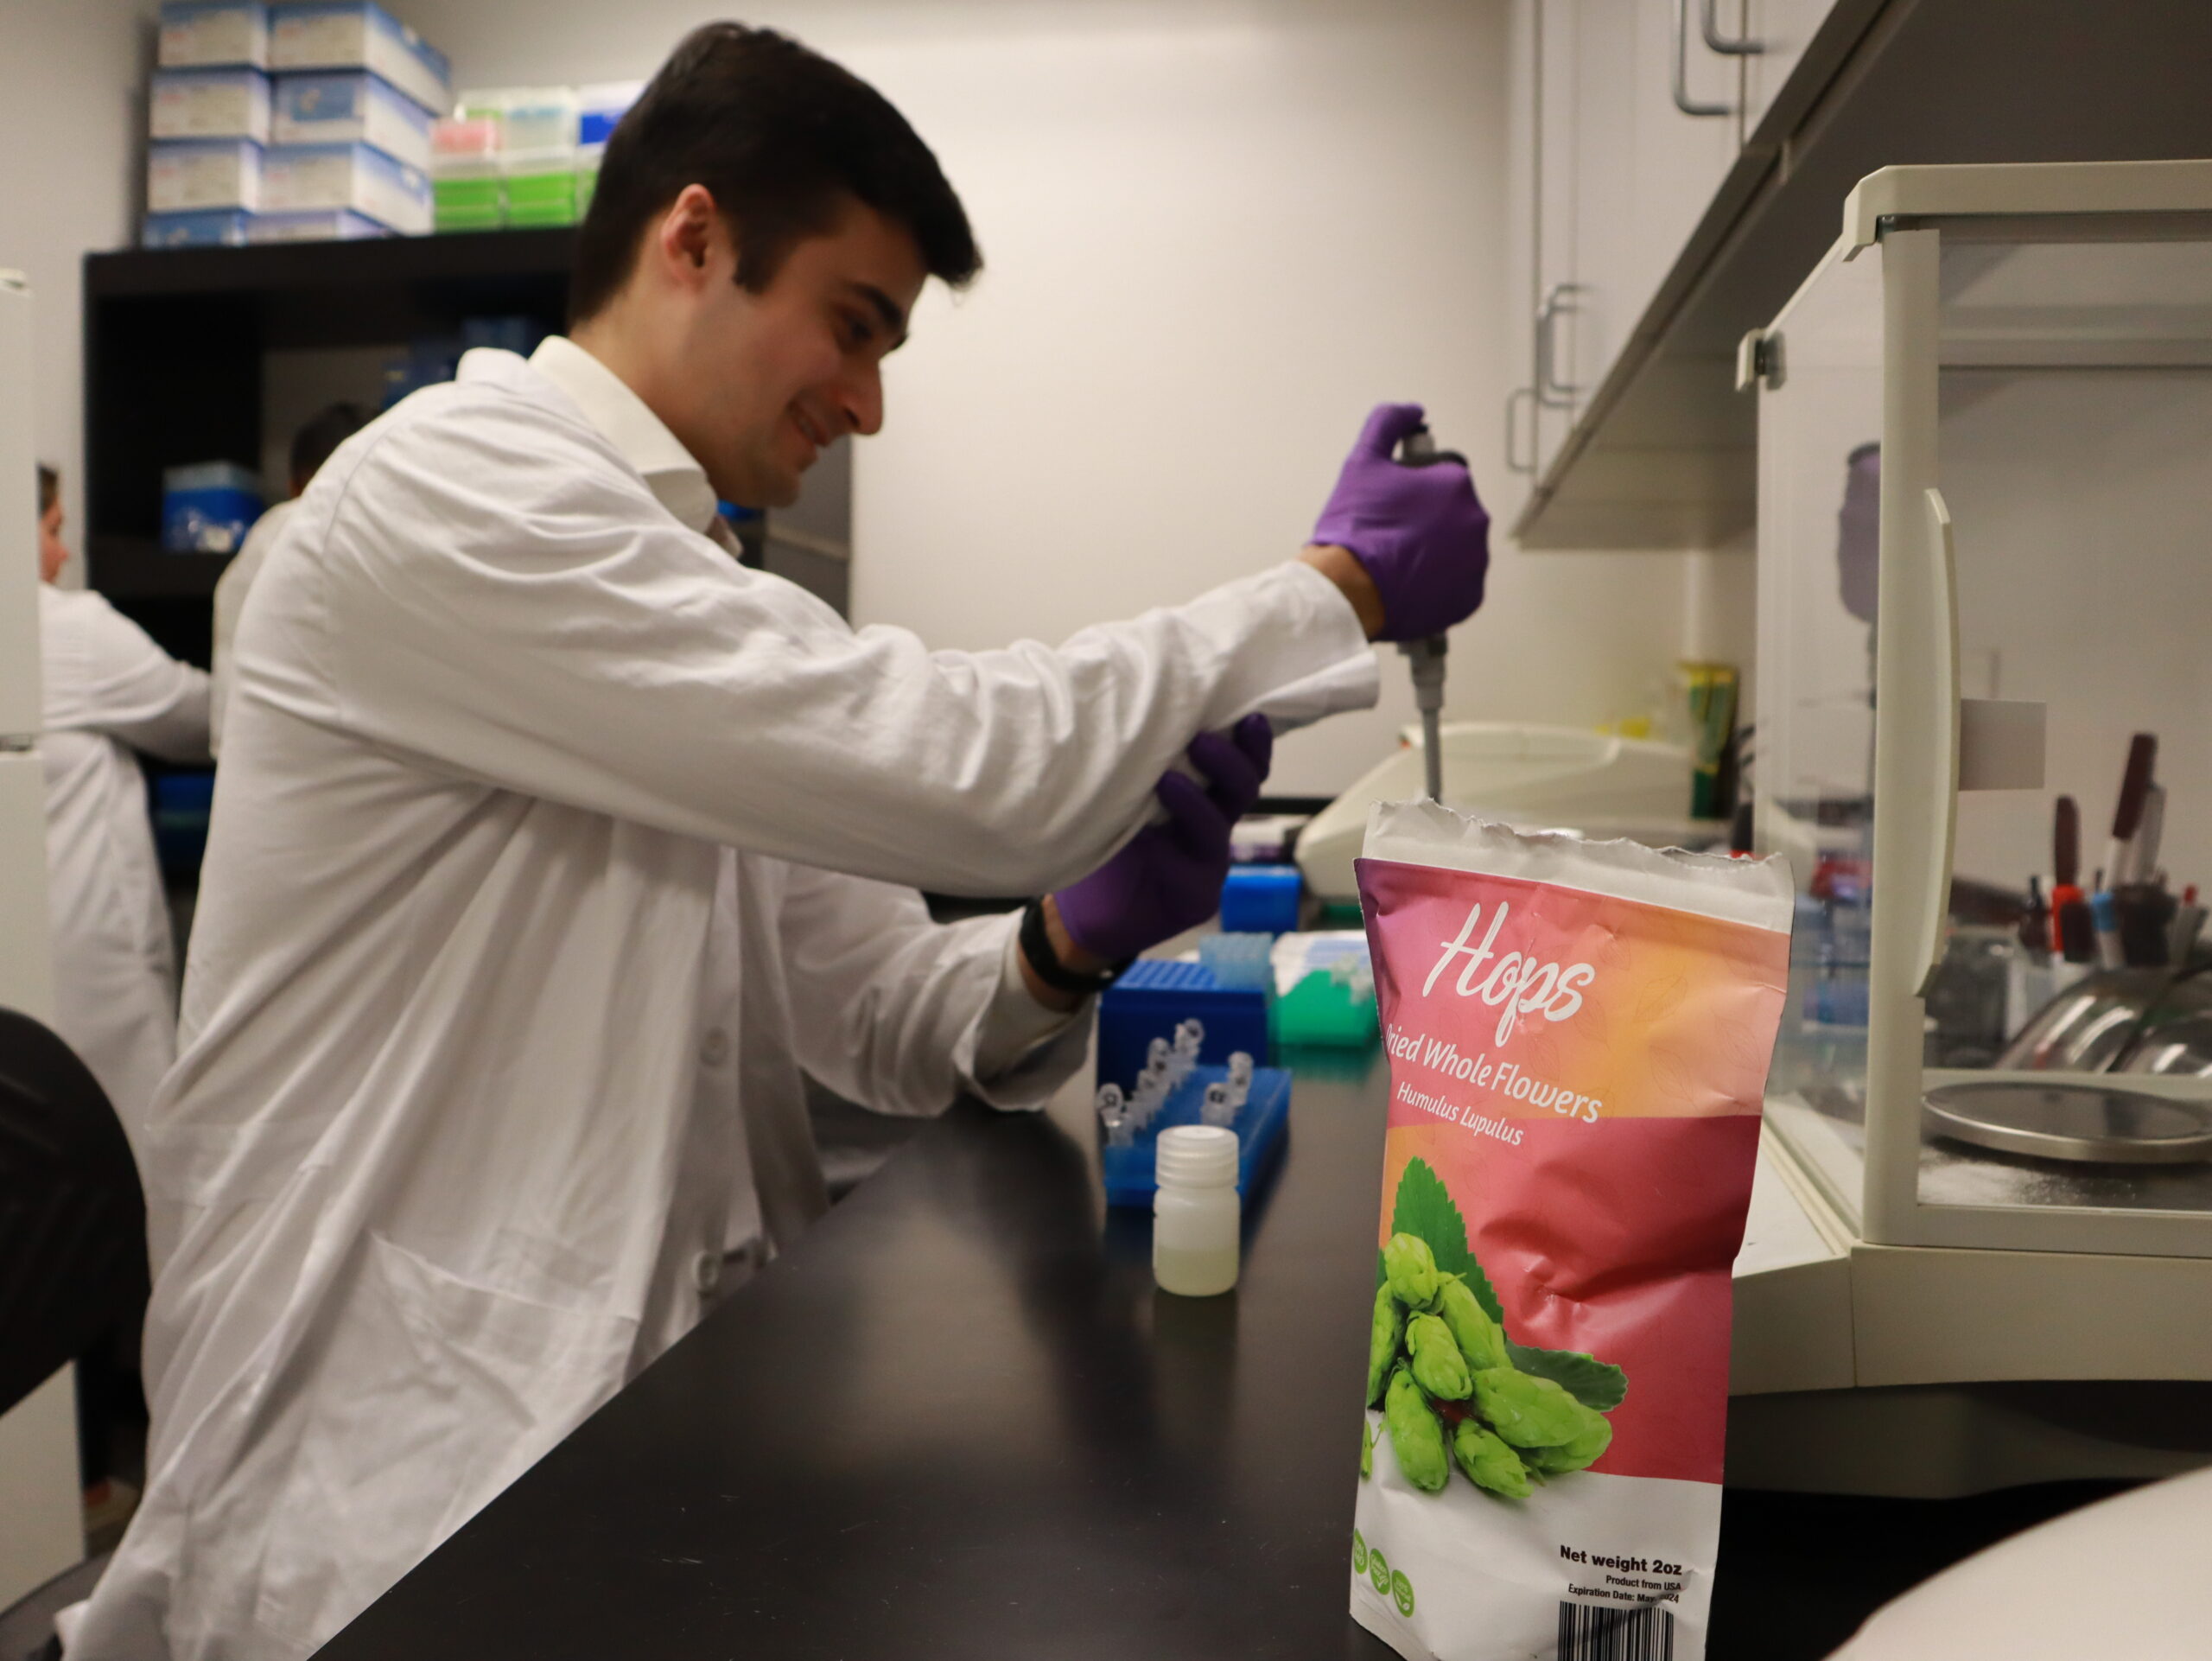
[700,1028,730,1066]
[692,1250,722,1295]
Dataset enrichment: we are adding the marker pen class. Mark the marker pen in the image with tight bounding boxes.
[2107,733,2158,887]
[2090,888,2126,971]
[2132,784,2167,890]
[2050,795,2085,956]
[2017,875,2049,960]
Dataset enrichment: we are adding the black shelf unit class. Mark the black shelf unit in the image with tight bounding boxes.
[82,228,576,664]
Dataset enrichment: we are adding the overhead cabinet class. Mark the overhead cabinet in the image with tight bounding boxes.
[1738,0,1841,137]
[1515,0,1763,484]
[1503,0,2212,550]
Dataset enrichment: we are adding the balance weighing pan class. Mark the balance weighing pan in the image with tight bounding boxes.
[1924,1082,2212,1166]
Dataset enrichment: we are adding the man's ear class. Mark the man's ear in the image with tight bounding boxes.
[655,184,721,288]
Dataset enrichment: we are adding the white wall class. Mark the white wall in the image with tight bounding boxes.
[404,0,1698,794]
[0,0,1725,792]
[0,0,156,589]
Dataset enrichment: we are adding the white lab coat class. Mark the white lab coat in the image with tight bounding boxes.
[206,497,296,758]
[37,584,210,1140]
[67,343,1379,1661]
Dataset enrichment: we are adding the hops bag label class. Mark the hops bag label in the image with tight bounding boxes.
[1350,802,1790,1661]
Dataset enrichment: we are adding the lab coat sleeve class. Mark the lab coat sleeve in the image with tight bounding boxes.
[776,862,1090,1117]
[44,589,211,762]
[292,391,1378,898]
[209,503,288,757]
[970,926,1085,1084]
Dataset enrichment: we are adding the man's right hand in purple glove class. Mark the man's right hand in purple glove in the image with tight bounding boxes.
[1300,401,1491,643]
[1024,716,1273,1009]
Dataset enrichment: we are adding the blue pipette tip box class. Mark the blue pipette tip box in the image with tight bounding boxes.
[1219,863,1302,935]
[1098,1063,1291,1209]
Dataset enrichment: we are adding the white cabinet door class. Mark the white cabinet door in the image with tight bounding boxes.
[1509,0,1746,485]
[1564,0,1743,406]
[1529,0,1584,478]
[1740,0,1840,136]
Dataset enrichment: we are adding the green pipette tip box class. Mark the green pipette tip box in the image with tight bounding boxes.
[1270,968,1377,1047]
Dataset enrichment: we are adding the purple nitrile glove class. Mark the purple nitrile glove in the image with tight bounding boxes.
[1310,401,1491,642]
[1053,714,1274,963]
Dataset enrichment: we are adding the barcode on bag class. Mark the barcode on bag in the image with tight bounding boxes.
[1556,1601,1675,1660]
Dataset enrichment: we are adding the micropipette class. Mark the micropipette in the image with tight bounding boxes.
[1394,422,1466,804]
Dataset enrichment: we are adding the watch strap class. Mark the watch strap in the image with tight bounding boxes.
[1019,899,1124,997]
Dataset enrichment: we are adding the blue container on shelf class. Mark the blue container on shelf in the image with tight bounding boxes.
[158,2,270,71]
[142,209,256,248]
[269,2,451,117]
[161,461,263,552]
[1096,958,1269,1094]
[1219,863,1302,935]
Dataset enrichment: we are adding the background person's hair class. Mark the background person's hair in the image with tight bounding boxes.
[290,402,369,493]
[35,465,57,516]
[569,22,981,325]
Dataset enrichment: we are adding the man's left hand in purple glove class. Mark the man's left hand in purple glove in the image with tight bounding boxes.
[1023,714,1274,1010]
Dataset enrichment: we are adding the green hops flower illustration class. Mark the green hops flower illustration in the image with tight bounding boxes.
[1366,1158,1630,1502]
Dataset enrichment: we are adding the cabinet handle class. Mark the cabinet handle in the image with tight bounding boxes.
[1700,0,1765,55]
[1504,386,1536,474]
[1535,282,1585,408]
[1671,0,1733,115]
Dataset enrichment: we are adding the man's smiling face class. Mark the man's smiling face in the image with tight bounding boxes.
[661,188,926,510]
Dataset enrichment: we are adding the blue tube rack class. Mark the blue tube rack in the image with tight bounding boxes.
[1098,1062,1292,1209]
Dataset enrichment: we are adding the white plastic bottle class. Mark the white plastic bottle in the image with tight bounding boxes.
[1153,1124,1241,1296]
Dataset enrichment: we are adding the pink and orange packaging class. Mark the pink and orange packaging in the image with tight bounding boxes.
[1350,802,1792,1661]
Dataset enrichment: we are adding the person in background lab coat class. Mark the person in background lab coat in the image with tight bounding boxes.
[207,401,366,755]
[66,24,1489,1661]
[34,465,210,1140]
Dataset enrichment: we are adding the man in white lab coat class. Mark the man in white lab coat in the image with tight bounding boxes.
[68,24,1488,1661]
[34,466,211,1142]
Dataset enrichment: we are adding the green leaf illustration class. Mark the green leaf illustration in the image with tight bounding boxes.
[1503,1342,1629,1412]
[1391,1158,1467,1270]
[1389,1159,1504,1326]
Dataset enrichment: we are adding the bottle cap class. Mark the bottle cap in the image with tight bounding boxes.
[1155,1124,1238,1188]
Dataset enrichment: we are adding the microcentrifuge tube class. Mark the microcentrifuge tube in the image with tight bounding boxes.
[1131,1072,1162,1130]
[1201,1081,1235,1128]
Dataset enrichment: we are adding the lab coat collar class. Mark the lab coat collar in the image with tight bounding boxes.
[523,335,722,535]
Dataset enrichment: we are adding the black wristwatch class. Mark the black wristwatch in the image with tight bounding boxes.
[1019,899,1126,998]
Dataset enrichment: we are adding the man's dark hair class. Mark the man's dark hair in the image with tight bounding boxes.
[35,465,56,516]
[569,22,980,325]
[290,402,368,493]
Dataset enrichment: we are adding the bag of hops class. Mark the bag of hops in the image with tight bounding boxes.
[1351,802,1791,1660]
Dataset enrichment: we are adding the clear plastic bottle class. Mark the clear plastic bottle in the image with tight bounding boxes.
[1153,1124,1240,1296]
